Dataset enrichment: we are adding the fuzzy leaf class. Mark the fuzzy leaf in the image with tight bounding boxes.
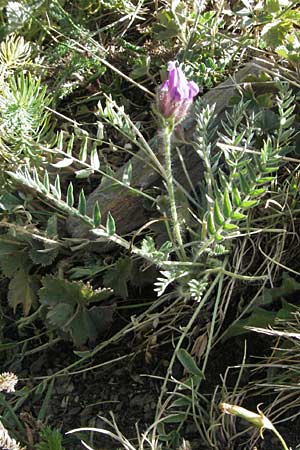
[223,189,232,218]
[93,201,101,227]
[8,268,36,315]
[51,158,73,168]
[223,223,238,231]
[29,242,59,266]
[90,145,100,170]
[207,211,216,235]
[240,200,258,208]
[79,137,88,162]
[67,183,74,207]
[122,161,132,186]
[239,173,250,194]
[231,212,246,220]
[54,175,61,199]
[78,189,86,216]
[232,187,241,207]
[106,211,116,235]
[75,168,94,179]
[213,200,225,226]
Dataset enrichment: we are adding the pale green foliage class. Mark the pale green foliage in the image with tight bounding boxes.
[0,33,31,70]
[35,427,65,450]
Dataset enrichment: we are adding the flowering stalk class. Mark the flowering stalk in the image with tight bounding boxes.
[157,61,199,260]
[161,123,186,259]
[220,403,291,450]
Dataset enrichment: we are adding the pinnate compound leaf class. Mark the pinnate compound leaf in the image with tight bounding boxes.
[8,268,36,315]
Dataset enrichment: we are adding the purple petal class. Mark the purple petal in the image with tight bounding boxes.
[160,80,169,91]
[187,81,199,99]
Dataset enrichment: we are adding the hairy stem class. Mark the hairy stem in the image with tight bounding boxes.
[162,125,186,260]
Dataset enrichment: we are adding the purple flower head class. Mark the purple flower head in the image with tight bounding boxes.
[158,61,199,123]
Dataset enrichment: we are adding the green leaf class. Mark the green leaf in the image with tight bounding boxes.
[90,144,100,170]
[75,168,94,179]
[78,189,86,216]
[239,173,250,194]
[177,349,204,377]
[29,242,59,266]
[79,136,88,162]
[223,223,238,231]
[103,256,132,298]
[213,200,225,226]
[93,201,101,227]
[8,268,36,315]
[162,414,187,424]
[232,187,241,207]
[106,211,116,235]
[207,211,216,235]
[43,172,50,193]
[257,176,275,184]
[223,189,232,218]
[51,175,61,199]
[122,160,132,186]
[67,183,74,207]
[46,215,58,238]
[240,200,258,208]
[250,188,266,197]
[231,212,246,220]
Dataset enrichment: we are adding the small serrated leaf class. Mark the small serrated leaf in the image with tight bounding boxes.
[67,183,74,207]
[214,200,225,226]
[223,189,232,218]
[106,211,116,235]
[78,189,86,216]
[93,201,101,227]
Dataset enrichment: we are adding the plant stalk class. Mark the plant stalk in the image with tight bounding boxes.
[162,124,187,260]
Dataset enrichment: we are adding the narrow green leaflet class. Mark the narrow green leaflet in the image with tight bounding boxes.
[78,189,86,216]
[90,144,100,170]
[93,201,101,227]
[106,211,116,235]
[67,183,74,207]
